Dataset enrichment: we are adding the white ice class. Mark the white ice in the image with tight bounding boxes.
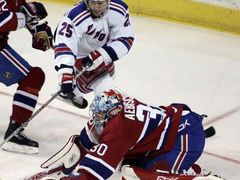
[0,2,240,179]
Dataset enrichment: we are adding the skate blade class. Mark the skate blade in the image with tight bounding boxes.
[1,141,39,154]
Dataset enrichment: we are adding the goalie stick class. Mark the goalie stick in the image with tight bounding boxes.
[23,165,64,180]
[204,126,216,138]
[0,68,86,148]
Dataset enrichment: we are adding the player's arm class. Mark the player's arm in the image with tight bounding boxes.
[20,2,53,51]
[54,17,80,96]
[98,2,134,62]
[0,0,25,32]
[100,2,134,62]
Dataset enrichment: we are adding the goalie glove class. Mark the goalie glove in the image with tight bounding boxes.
[29,22,53,51]
[41,135,83,175]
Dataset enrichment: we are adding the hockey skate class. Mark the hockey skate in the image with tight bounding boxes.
[2,119,39,154]
[57,92,88,109]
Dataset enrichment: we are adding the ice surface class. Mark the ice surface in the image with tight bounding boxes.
[0,2,239,179]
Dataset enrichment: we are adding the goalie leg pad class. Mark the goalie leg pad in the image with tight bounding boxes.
[41,135,82,175]
[121,165,225,180]
[146,135,204,173]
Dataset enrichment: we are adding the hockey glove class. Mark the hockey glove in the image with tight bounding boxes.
[41,135,83,175]
[59,73,75,98]
[20,2,47,27]
[29,22,53,51]
[80,50,104,71]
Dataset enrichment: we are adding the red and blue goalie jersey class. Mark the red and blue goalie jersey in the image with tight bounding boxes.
[79,94,183,179]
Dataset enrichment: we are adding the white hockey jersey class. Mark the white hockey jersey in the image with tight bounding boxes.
[54,0,134,70]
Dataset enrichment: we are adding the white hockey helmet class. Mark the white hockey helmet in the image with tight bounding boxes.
[89,89,123,126]
[84,0,109,17]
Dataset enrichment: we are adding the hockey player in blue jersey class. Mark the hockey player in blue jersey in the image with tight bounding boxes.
[54,0,134,108]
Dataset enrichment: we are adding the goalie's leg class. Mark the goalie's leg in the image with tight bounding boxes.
[122,111,206,174]
[121,165,225,180]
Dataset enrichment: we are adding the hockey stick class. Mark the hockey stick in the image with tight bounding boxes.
[204,126,216,138]
[0,68,86,148]
[0,90,61,148]
[23,165,64,180]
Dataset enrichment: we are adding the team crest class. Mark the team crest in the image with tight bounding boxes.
[3,71,12,79]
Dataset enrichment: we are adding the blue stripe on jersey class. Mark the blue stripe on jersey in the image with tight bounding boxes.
[102,45,118,61]
[0,12,11,25]
[80,155,113,179]
[109,0,128,16]
[118,38,132,51]
[67,2,88,21]
[14,93,37,108]
[109,7,125,16]
[54,51,76,59]
[54,43,67,48]
[80,128,96,150]
[54,43,75,51]
[75,14,91,27]
[111,0,128,10]
[54,43,76,59]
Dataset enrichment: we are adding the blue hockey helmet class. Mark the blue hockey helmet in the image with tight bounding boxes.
[89,89,123,126]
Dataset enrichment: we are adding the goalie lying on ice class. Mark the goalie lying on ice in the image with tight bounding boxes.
[40,89,224,180]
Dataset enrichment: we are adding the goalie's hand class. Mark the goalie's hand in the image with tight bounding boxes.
[41,135,82,175]
[30,22,53,51]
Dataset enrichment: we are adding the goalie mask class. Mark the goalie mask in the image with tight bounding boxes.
[89,89,123,127]
[84,0,109,17]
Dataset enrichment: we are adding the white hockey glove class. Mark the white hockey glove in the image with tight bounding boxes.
[41,135,82,175]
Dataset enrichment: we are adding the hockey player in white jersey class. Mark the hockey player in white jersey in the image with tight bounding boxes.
[54,0,134,108]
